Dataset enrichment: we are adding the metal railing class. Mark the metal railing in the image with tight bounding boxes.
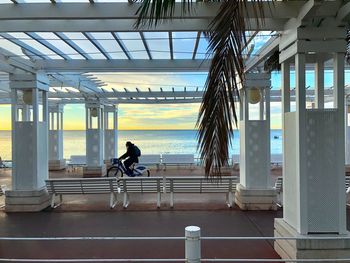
[1,226,350,262]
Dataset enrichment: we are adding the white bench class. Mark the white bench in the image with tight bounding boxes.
[0,185,7,208]
[271,154,283,166]
[346,176,350,206]
[231,154,283,167]
[68,155,86,172]
[162,154,195,170]
[231,154,240,170]
[119,177,163,208]
[0,185,6,196]
[45,177,119,209]
[138,154,161,170]
[165,176,238,208]
[274,177,283,207]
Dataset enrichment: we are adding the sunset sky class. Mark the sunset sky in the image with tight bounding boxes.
[0,69,348,131]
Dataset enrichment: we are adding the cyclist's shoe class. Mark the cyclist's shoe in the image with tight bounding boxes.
[126,170,135,177]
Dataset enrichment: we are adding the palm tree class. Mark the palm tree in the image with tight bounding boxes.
[133,0,267,178]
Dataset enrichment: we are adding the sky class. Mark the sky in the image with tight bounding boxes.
[1,69,349,131]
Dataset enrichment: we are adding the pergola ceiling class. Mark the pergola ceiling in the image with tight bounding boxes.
[0,0,349,105]
[0,31,211,61]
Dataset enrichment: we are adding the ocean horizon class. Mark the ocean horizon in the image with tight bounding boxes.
[0,129,283,160]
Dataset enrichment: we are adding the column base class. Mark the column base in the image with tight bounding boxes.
[49,159,66,171]
[83,165,107,178]
[235,184,277,210]
[5,188,50,212]
[274,218,350,262]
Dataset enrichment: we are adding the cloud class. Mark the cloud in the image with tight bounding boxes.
[91,72,207,92]
[118,103,199,130]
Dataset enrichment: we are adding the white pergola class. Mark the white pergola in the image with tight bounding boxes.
[2,1,350,262]
[0,1,348,105]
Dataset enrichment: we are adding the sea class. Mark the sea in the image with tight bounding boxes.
[0,130,283,160]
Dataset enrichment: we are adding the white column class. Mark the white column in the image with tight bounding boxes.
[6,72,50,212]
[281,61,290,114]
[275,49,349,261]
[104,105,118,164]
[83,100,106,177]
[48,104,66,170]
[235,73,276,210]
[346,96,350,165]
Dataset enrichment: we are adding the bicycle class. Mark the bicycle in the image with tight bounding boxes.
[106,158,150,178]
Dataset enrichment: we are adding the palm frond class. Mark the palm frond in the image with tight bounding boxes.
[134,0,267,178]
[264,50,280,72]
[197,0,266,178]
[134,0,193,28]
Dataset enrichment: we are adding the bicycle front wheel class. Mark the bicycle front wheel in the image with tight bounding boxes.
[106,166,123,178]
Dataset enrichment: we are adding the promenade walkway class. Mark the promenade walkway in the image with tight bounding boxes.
[0,167,287,262]
[0,210,283,262]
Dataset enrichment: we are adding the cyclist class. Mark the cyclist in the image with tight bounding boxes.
[118,141,141,176]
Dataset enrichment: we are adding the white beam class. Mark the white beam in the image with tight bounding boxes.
[49,90,204,99]
[36,59,211,72]
[49,73,101,93]
[336,2,350,23]
[0,2,306,20]
[57,98,203,104]
[0,18,287,32]
[244,36,280,73]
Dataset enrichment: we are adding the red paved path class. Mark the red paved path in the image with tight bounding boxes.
[0,210,283,262]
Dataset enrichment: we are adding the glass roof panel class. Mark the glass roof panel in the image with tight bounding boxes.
[250,31,275,55]
[56,0,89,2]
[172,32,197,59]
[62,32,106,59]
[116,32,148,59]
[34,32,85,59]
[0,37,29,59]
[7,33,62,59]
[20,0,51,2]
[94,0,128,2]
[88,32,127,59]
[196,33,210,59]
[143,32,170,59]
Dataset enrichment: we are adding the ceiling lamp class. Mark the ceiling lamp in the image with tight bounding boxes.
[90,108,98,118]
[247,87,261,104]
[23,89,33,105]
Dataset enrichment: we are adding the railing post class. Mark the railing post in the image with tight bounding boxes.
[185,226,201,263]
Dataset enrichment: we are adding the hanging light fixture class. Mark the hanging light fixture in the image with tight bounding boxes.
[90,108,98,117]
[247,87,261,104]
[22,89,33,105]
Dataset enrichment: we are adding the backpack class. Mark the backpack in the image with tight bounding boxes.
[134,145,141,157]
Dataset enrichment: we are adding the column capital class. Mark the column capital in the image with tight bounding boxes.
[104,104,118,113]
[48,103,64,113]
[9,72,49,91]
[85,99,104,109]
[242,72,271,89]
[279,25,347,63]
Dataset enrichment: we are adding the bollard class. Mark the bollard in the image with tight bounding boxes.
[185,226,201,263]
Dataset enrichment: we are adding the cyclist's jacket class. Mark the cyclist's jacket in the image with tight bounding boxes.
[119,144,140,163]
